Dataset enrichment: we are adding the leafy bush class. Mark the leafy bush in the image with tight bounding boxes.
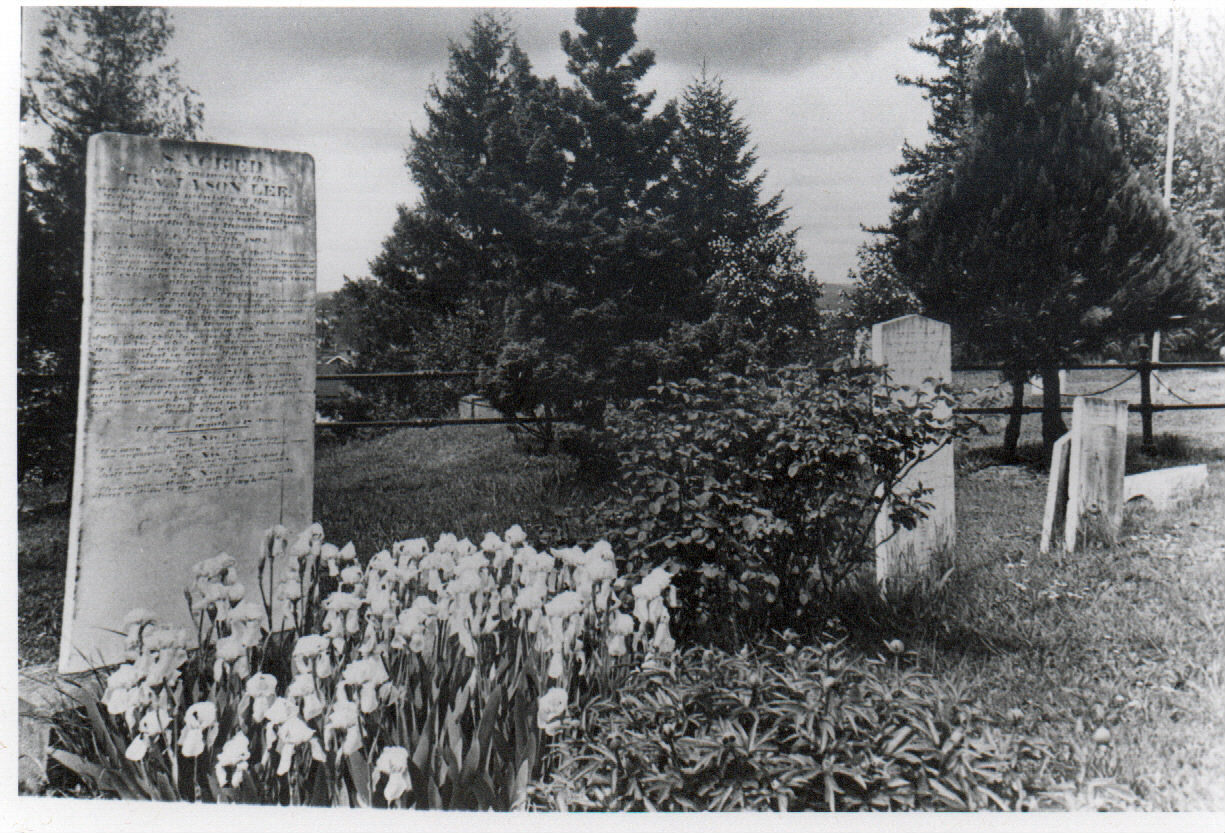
[51,524,675,808]
[530,637,1027,811]
[594,363,962,644]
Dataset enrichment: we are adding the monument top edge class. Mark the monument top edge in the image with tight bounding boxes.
[874,313,950,329]
[88,132,314,169]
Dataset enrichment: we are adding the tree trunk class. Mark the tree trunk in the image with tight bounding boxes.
[1002,371,1025,460]
[1040,364,1067,451]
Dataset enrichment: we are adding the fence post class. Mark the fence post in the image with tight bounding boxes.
[1139,360,1154,450]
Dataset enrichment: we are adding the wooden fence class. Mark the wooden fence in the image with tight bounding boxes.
[21,360,1225,443]
[950,360,1225,447]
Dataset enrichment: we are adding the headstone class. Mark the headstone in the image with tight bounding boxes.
[1064,397,1129,552]
[1124,464,1208,512]
[871,314,955,586]
[61,134,316,673]
[1039,432,1072,554]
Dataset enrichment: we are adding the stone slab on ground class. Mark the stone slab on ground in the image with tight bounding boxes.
[62,134,316,673]
[871,314,955,586]
[458,394,501,420]
[1124,464,1208,512]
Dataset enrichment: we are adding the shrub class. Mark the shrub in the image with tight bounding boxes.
[530,637,1026,811]
[51,524,675,808]
[594,363,963,644]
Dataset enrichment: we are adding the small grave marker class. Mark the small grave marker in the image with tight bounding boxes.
[1064,396,1129,551]
[871,314,956,586]
[1040,432,1072,554]
[61,134,317,673]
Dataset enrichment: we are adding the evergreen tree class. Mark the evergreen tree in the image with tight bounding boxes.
[559,8,677,226]
[22,6,203,368]
[1080,9,1225,356]
[895,8,1204,449]
[848,11,997,421]
[483,8,692,426]
[886,8,993,232]
[842,240,920,328]
[707,229,820,361]
[671,69,787,292]
[20,6,203,478]
[348,13,571,375]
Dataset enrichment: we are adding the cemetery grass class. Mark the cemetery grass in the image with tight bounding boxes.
[16,369,1225,808]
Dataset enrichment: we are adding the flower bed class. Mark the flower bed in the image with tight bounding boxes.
[54,524,674,808]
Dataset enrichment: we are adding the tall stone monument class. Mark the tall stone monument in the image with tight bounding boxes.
[871,314,956,586]
[61,134,316,673]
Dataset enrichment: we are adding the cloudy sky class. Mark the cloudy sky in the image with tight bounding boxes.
[21,5,941,293]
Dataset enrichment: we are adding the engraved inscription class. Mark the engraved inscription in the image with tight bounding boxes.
[83,147,313,501]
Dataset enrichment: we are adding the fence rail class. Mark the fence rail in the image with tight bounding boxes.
[951,360,1225,447]
[20,360,1225,445]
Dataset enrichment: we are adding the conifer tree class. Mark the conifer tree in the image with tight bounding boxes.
[846,9,990,359]
[671,69,787,292]
[1079,9,1225,356]
[886,9,993,232]
[895,8,1204,449]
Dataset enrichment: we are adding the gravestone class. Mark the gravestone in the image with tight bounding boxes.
[1039,432,1072,554]
[61,134,316,673]
[1064,397,1129,552]
[871,314,956,586]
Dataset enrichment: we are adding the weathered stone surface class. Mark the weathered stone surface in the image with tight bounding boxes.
[1065,397,1129,552]
[62,134,316,672]
[1124,464,1208,512]
[1040,432,1072,554]
[871,314,955,586]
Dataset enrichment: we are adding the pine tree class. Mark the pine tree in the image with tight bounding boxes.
[1080,9,1225,356]
[895,8,1204,449]
[481,9,694,427]
[886,9,993,233]
[671,69,787,292]
[559,8,677,225]
[350,14,571,375]
[848,11,993,400]
[22,6,203,369]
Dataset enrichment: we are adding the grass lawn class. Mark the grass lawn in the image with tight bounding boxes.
[17,369,1225,808]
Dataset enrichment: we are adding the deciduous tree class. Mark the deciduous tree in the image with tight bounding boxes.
[20,6,203,478]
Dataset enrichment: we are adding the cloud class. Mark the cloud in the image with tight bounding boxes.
[169,7,932,82]
[172,7,575,74]
[638,8,931,75]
